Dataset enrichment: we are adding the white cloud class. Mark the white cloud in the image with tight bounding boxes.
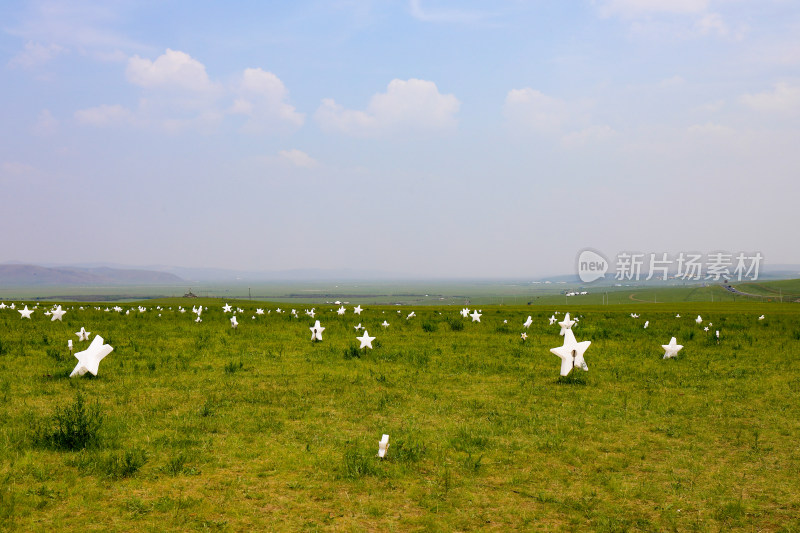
[126,49,216,92]
[233,68,305,130]
[504,88,570,131]
[597,0,710,17]
[74,104,136,126]
[316,78,460,136]
[740,83,800,113]
[32,109,59,136]
[7,41,65,69]
[695,12,728,36]
[279,149,318,168]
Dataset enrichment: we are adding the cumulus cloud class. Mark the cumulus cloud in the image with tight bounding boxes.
[126,49,216,92]
[315,78,459,136]
[74,104,136,126]
[740,83,800,113]
[279,149,317,168]
[76,50,304,133]
[232,68,304,130]
[7,41,65,69]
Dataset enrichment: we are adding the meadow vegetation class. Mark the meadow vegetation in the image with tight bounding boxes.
[0,297,798,531]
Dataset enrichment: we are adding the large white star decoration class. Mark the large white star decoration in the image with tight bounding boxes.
[470,310,482,322]
[703,326,709,332]
[76,327,91,341]
[51,305,66,321]
[558,313,575,335]
[0,303,6,309]
[70,335,113,378]
[662,337,683,359]
[460,308,470,318]
[337,306,346,315]
[378,434,390,458]
[523,316,533,329]
[306,308,316,318]
[195,316,202,323]
[521,332,528,341]
[695,315,703,324]
[310,320,324,341]
[354,305,363,315]
[357,330,376,349]
[256,308,264,315]
[381,320,390,328]
[9,303,16,310]
[113,306,122,312]
[19,305,33,319]
[550,329,591,376]
[758,315,765,320]
[548,315,557,325]
[675,314,681,318]
[230,316,238,328]
[223,303,232,313]
[354,323,363,331]
[407,312,415,319]
[644,321,649,329]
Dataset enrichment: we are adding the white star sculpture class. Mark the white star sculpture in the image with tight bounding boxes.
[406,311,415,319]
[644,321,649,329]
[378,434,390,458]
[256,308,265,315]
[470,310,482,322]
[695,315,703,324]
[223,303,232,313]
[70,335,113,377]
[357,330,376,349]
[337,306,346,316]
[523,316,533,329]
[460,308,470,318]
[758,315,765,320]
[0,303,6,309]
[51,305,66,322]
[548,315,557,325]
[558,313,575,335]
[550,329,591,376]
[662,337,683,359]
[381,320,390,328]
[230,316,238,328]
[19,305,34,319]
[521,332,528,341]
[354,305,363,315]
[310,320,324,341]
[76,327,90,341]
[354,323,363,331]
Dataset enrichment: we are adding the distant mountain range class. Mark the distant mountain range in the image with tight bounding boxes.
[0,264,184,286]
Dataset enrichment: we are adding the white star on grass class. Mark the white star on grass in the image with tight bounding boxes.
[357,330,376,349]
[662,337,683,359]
[70,335,113,378]
[550,329,591,376]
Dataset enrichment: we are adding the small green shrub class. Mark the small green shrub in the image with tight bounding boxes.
[421,321,438,333]
[41,393,103,451]
[104,448,148,479]
[446,319,464,332]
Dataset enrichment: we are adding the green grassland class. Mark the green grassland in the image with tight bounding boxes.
[1,298,799,531]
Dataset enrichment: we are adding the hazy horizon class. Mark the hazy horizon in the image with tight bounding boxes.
[2,1,799,278]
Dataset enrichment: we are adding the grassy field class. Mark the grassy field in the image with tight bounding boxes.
[1,298,799,531]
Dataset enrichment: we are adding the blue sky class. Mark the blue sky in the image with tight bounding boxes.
[1,0,799,278]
